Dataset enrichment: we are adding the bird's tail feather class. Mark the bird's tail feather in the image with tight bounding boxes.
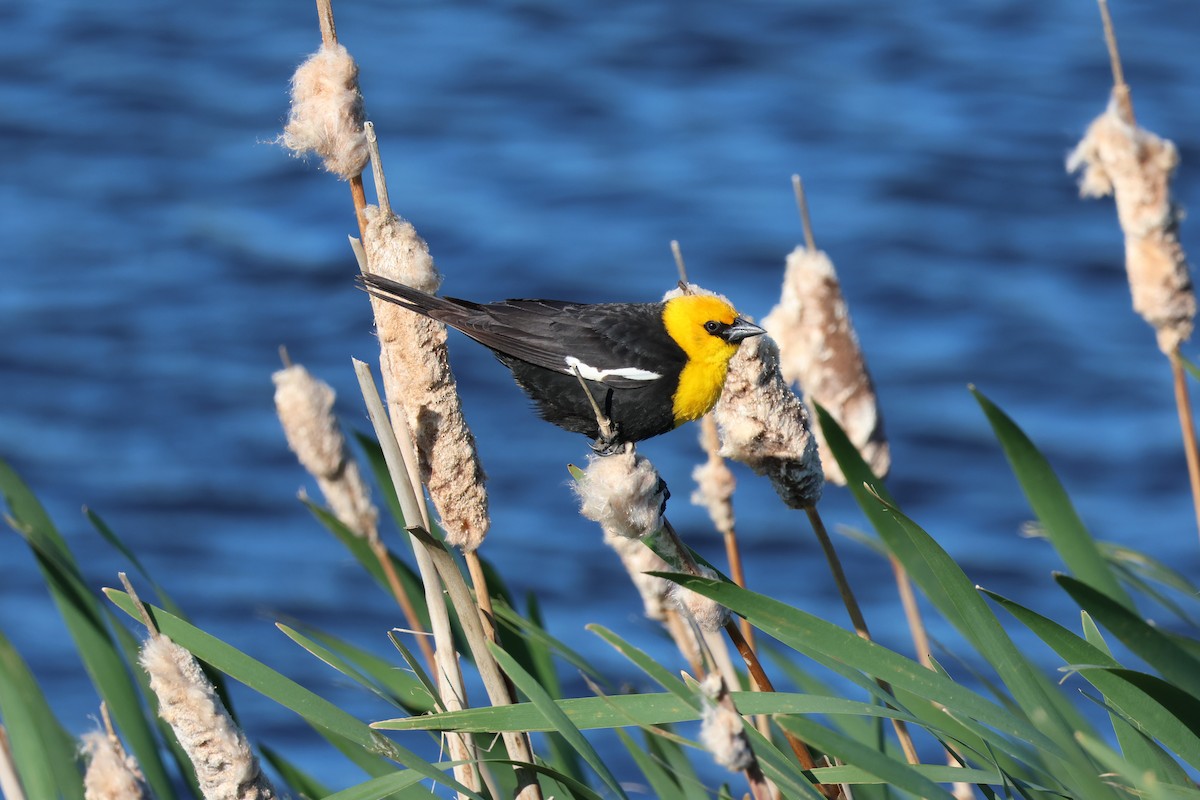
[357,272,473,318]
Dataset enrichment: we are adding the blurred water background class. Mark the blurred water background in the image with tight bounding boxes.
[2,0,1199,792]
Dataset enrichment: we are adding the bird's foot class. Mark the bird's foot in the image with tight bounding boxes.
[589,433,624,457]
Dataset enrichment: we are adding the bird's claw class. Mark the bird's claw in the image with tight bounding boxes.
[590,433,624,457]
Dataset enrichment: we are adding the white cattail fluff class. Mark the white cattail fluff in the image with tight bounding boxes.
[1068,95,1195,354]
[575,447,667,540]
[273,363,378,538]
[362,205,490,551]
[81,730,148,800]
[140,636,277,800]
[691,418,736,535]
[603,530,673,620]
[762,246,889,484]
[281,43,369,180]
[698,674,754,772]
[714,335,824,509]
[669,565,730,633]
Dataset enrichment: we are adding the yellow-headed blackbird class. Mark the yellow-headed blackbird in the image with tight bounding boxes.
[360,273,765,449]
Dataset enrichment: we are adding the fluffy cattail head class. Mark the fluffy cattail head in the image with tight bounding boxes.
[281,43,368,180]
[698,673,754,772]
[714,335,824,509]
[575,447,667,540]
[273,363,378,538]
[140,636,277,800]
[691,419,736,535]
[603,530,673,620]
[669,565,730,633]
[1068,95,1195,354]
[81,729,148,800]
[762,245,889,484]
[362,206,490,552]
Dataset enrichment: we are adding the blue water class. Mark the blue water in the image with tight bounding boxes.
[3,0,1199,792]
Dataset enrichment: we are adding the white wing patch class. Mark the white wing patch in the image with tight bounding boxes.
[565,356,661,382]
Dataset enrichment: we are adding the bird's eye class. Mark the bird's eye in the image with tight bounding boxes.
[704,320,721,334]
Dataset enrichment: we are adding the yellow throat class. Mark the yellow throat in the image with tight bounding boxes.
[661,294,743,426]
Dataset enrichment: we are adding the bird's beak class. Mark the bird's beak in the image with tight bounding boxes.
[723,317,766,344]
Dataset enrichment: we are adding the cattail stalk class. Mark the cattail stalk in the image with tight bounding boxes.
[354,361,486,796]
[1068,0,1200,542]
[355,360,541,799]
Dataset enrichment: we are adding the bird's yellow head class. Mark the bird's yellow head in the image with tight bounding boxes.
[662,294,765,425]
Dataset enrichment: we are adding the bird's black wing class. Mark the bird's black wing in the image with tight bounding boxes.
[449,300,686,389]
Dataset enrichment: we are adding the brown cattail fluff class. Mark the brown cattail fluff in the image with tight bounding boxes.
[1067,95,1195,354]
[140,637,277,800]
[762,246,889,484]
[691,418,736,535]
[698,674,754,772]
[273,363,378,538]
[281,43,368,180]
[715,335,824,509]
[603,530,673,620]
[574,447,667,540]
[362,205,490,551]
[81,730,148,800]
[669,565,730,633]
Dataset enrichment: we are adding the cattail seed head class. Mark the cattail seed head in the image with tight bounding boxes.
[669,565,730,633]
[82,730,148,800]
[1068,95,1195,354]
[698,674,754,772]
[273,363,378,538]
[575,447,667,540]
[140,636,277,800]
[362,206,490,551]
[281,43,368,180]
[762,246,889,484]
[715,335,824,509]
[603,530,673,620]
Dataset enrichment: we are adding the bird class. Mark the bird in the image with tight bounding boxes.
[359,273,766,452]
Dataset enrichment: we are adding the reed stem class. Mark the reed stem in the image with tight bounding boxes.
[1169,351,1200,544]
[804,506,920,765]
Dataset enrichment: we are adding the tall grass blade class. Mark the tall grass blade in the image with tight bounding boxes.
[972,388,1133,610]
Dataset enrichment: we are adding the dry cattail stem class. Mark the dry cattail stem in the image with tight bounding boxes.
[140,637,278,800]
[762,245,889,485]
[355,360,534,799]
[360,206,491,552]
[273,362,378,538]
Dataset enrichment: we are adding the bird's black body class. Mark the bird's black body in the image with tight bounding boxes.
[361,273,689,442]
